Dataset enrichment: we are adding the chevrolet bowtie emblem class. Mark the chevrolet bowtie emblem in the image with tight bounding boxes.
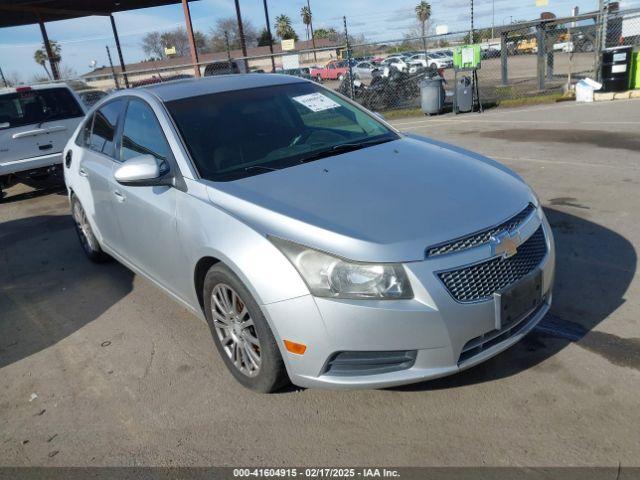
[490,230,520,259]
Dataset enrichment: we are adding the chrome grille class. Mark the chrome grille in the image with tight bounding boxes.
[439,227,547,302]
[427,204,536,257]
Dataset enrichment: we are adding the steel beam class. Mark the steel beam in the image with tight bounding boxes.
[181,0,200,78]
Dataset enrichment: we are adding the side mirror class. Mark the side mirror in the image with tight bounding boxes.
[114,154,166,186]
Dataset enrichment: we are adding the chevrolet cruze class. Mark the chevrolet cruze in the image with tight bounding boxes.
[63,75,555,392]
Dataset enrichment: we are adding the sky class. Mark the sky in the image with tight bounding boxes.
[1,0,639,81]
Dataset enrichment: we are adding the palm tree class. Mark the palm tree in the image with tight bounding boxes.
[300,6,311,43]
[415,1,432,55]
[33,40,61,80]
[34,49,51,79]
[275,14,297,41]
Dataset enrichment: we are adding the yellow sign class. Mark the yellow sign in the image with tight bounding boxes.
[535,0,549,6]
[281,39,295,51]
[164,46,176,55]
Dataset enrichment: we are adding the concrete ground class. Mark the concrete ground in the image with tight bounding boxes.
[1,99,639,467]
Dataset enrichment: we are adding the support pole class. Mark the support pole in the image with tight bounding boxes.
[262,0,276,72]
[0,66,7,87]
[500,31,508,86]
[109,14,129,88]
[234,0,248,59]
[106,46,120,89]
[470,0,474,43]
[38,19,59,80]
[536,23,545,91]
[181,0,200,78]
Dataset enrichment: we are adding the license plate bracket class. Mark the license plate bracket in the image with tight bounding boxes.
[493,270,543,330]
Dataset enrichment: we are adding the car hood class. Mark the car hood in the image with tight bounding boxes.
[205,135,535,262]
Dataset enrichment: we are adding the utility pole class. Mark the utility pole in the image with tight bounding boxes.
[307,0,317,62]
[106,46,120,89]
[0,66,7,87]
[262,0,276,72]
[470,0,474,44]
[343,16,354,99]
[491,0,495,39]
[234,0,248,58]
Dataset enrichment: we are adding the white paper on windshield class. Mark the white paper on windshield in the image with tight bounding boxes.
[293,93,340,112]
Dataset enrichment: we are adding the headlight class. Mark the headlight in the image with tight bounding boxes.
[271,238,413,300]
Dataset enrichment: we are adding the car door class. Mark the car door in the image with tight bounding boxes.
[111,98,183,293]
[74,99,126,250]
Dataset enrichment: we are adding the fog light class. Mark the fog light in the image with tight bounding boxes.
[284,340,307,355]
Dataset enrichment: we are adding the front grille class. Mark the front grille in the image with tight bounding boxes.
[439,227,547,302]
[427,204,535,257]
[323,350,417,376]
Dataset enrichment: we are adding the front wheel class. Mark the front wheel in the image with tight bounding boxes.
[71,196,110,262]
[203,264,290,393]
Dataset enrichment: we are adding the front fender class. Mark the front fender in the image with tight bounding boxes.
[176,181,310,309]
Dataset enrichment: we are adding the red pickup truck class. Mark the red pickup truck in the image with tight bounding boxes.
[310,61,349,81]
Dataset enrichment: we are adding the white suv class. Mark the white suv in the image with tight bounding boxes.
[0,83,86,197]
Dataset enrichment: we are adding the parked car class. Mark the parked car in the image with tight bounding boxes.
[204,60,248,76]
[77,89,108,108]
[380,56,410,72]
[0,83,86,198]
[279,67,315,82]
[353,61,384,80]
[64,74,555,392]
[408,53,452,71]
[310,61,349,81]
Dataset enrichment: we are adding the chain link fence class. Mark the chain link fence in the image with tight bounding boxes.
[7,8,639,114]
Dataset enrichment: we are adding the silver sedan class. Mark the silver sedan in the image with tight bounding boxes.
[63,75,555,392]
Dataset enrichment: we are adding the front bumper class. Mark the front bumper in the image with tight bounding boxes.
[262,210,555,389]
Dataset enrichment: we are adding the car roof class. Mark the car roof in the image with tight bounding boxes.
[0,82,72,95]
[141,74,306,103]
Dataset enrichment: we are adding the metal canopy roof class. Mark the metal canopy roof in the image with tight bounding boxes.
[0,0,195,28]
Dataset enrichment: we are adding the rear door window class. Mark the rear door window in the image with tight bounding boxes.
[0,88,84,129]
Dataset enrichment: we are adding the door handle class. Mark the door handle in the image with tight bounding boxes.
[113,190,126,203]
[78,168,88,177]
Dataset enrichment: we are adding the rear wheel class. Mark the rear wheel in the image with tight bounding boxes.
[203,264,289,393]
[71,196,110,263]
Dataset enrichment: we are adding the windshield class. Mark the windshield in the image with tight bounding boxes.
[0,88,84,129]
[166,82,399,181]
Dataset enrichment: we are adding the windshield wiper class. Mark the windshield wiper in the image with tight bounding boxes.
[299,137,395,165]
[244,165,280,173]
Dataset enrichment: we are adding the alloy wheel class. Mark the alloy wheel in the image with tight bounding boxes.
[211,283,262,377]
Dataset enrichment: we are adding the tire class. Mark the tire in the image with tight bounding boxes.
[203,264,290,393]
[338,74,345,81]
[316,75,323,82]
[71,196,110,263]
[430,63,438,70]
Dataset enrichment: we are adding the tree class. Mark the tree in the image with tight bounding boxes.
[141,28,207,60]
[415,1,432,54]
[300,6,312,44]
[275,14,298,41]
[313,27,339,43]
[257,28,273,47]
[209,17,258,52]
[33,40,61,80]
[141,31,164,59]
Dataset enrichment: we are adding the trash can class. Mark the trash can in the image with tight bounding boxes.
[456,76,473,113]
[420,77,445,115]
[630,50,640,90]
[601,46,633,92]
